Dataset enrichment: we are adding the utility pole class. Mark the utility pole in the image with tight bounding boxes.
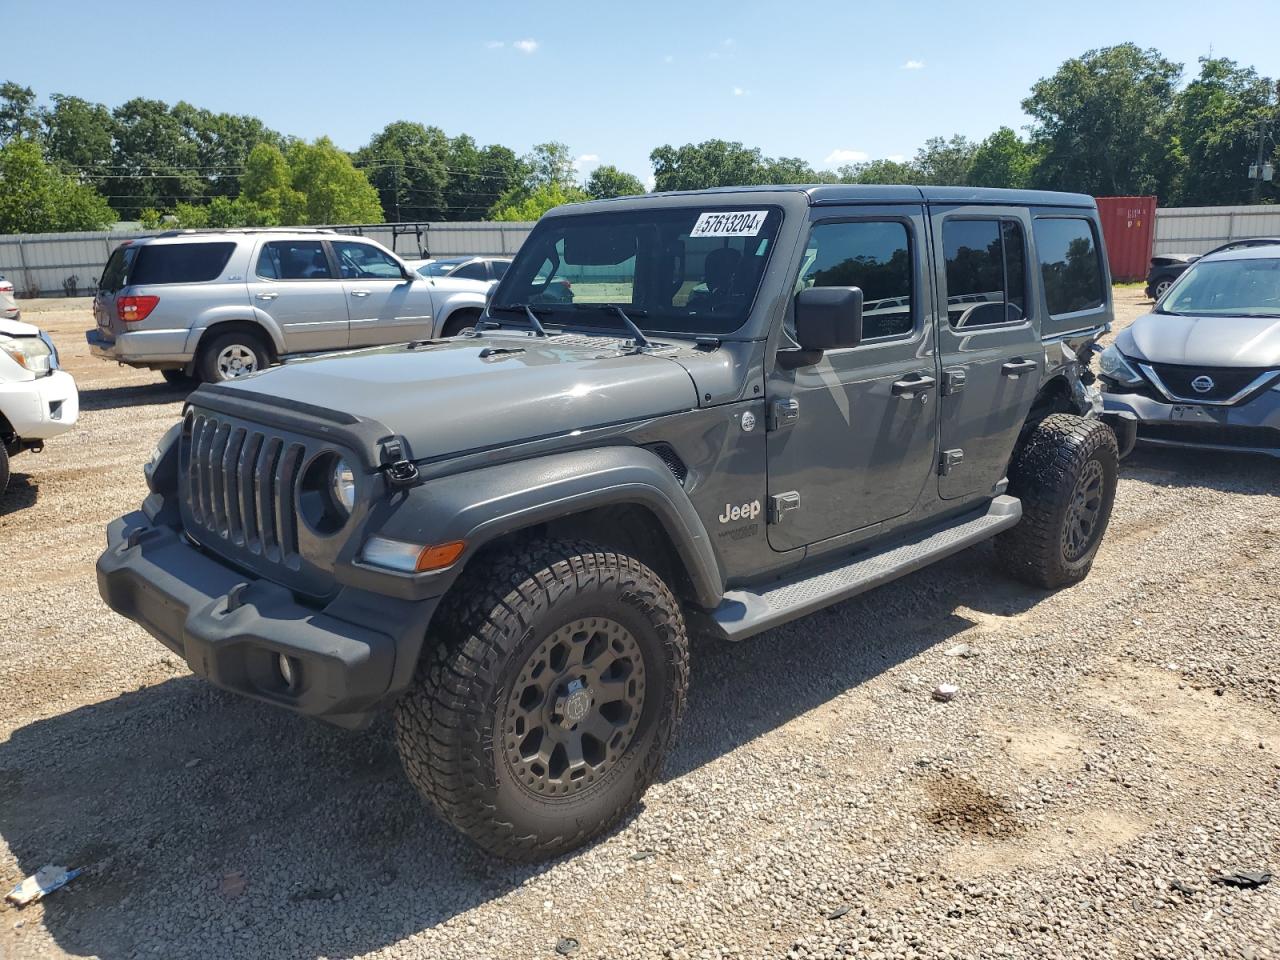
[1249,80,1279,203]
[393,163,402,223]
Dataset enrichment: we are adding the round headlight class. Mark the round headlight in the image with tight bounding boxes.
[330,458,355,514]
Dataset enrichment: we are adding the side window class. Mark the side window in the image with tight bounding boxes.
[491,260,509,280]
[453,261,490,281]
[942,218,1028,328]
[332,240,404,280]
[797,220,914,340]
[130,242,235,285]
[256,240,332,281]
[99,246,136,292]
[1033,218,1105,315]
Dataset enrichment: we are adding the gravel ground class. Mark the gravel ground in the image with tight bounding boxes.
[1,289,1278,960]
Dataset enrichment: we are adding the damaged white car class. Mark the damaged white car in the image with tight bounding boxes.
[0,317,79,499]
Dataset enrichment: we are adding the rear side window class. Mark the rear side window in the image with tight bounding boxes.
[129,242,235,285]
[797,220,914,340]
[453,261,489,281]
[257,240,332,280]
[942,219,1028,328]
[491,260,509,279]
[1034,218,1105,315]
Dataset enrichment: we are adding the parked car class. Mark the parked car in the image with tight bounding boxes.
[85,230,493,384]
[1,274,18,321]
[98,185,1117,860]
[415,256,511,283]
[1144,238,1280,300]
[0,317,79,499]
[1103,242,1280,458]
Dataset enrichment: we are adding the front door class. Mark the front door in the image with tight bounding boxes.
[331,239,433,346]
[247,238,350,353]
[931,207,1042,500]
[766,206,939,552]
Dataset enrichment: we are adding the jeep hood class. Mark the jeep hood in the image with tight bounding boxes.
[222,335,700,460]
[1118,312,1280,367]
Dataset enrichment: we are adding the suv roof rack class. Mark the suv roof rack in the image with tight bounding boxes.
[150,227,339,238]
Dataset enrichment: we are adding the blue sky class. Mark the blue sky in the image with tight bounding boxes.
[8,0,1279,187]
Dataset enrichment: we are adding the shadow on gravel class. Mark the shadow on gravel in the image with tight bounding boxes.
[77,380,189,412]
[1120,445,1280,495]
[0,472,38,513]
[0,545,1046,959]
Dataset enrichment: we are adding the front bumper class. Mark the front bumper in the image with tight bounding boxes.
[97,511,440,726]
[0,369,79,441]
[1103,389,1280,458]
[87,327,192,367]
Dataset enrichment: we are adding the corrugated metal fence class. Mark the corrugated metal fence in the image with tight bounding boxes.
[0,221,535,298]
[1154,205,1280,257]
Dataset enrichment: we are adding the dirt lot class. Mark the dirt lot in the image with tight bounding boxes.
[2,289,1278,960]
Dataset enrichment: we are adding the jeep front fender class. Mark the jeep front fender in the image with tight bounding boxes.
[348,446,723,610]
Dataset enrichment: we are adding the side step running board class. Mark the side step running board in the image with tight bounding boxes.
[710,495,1022,641]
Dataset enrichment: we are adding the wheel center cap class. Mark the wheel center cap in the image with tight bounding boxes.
[556,680,593,728]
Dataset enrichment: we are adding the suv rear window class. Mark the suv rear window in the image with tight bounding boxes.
[129,242,235,286]
[1033,218,1105,316]
[99,245,137,293]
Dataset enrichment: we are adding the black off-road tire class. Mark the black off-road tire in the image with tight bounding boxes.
[395,539,689,861]
[995,414,1118,589]
[440,309,481,338]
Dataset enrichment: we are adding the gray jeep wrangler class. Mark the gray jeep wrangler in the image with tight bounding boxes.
[97,186,1118,860]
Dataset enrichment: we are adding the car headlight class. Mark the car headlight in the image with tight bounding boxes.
[1098,344,1144,387]
[0,333,54,376]
[331,458,355,514]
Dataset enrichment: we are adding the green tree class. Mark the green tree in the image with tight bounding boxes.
[585,164,646,199]
[525,141,576,189]
[913,134,976,185]
[106,97,203,218]
[444,136,522,219]
[491,183,588,221]
[969,127,1039,189]
[239,143,305,224]
[356,121,451,221]
[1169,58,1278,205]
[171,103,281,199]
[0,82,39,143]
[0,140,115,233]
[43,94,117,177]
[650,140,772,191]
[837,158,924,185]
[286,137,383,224]
[1023,43,1181,196]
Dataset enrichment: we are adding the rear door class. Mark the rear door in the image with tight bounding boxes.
[247,239,350,352]
[331,239,434,345]
[94,244,138,339]
[931,206,1042,500]
[765,205,939,551]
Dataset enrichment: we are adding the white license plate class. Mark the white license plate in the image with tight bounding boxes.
[1171,404,1215,423]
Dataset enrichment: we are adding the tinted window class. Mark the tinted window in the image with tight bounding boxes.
[453,261,489,281]
[99,245,137,292]
[422,258,466,276]
[1033,218,1105,315]
[130,242,234,286]
[797,221,913,340]
[491,260,510,279]
[942,219,1027,328]
[333,241,404,279]
[256,240,332,280]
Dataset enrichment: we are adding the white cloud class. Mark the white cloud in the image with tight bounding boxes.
[644,175,656,192]
[573,153,601,172]
[902,59,924,70]
[513,38,539,54]
[822,148,868,167]
[733,87,749,96]
[663,54,674,63]
[887,153,907,163]
[485,40,504,49]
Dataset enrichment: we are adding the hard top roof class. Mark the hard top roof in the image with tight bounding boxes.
[1201,242,1280,262]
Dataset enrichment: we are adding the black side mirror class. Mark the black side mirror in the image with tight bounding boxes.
[793,286,863,351]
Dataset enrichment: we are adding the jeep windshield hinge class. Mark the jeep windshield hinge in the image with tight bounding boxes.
[942,367,967,396]
[379,436,420,488]
[768,398,800,431]
[939,449,964,477]
[768,491,801,524]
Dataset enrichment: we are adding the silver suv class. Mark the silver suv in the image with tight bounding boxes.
[87,229,491,383]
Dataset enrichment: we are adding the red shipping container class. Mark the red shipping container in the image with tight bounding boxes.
[1095,196,1157,282]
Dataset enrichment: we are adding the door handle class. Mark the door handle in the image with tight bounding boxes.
[891,374,936,398]
[255,292,278,301]
[1001,358,1037,378]
[350,289,372,298]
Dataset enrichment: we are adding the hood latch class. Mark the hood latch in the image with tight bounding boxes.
[379,436,420,488]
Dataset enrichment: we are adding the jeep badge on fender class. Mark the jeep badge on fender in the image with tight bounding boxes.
[97,185,1117,861]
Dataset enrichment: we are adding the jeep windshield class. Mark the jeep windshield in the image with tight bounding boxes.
[491,206,783,336]
[1158,256,1280,318]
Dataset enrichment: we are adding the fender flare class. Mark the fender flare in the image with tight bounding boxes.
[432,290,487,335]
[183,306,286,357]
[362,445,724,610]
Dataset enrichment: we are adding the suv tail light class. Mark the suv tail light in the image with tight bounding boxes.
[0,281,13,294]
[117,295,159,323]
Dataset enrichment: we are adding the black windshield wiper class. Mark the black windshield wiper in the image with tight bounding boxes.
[487,303,549,337]
[571,303,652,348]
